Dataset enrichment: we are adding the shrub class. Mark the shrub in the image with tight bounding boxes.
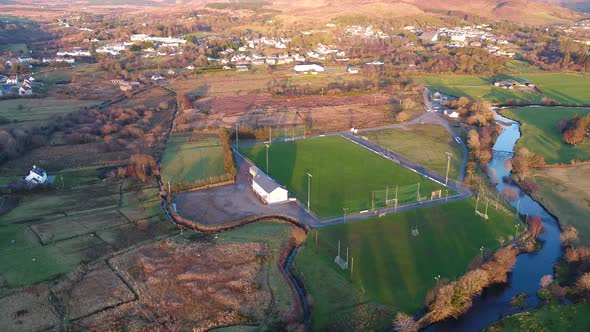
[576,273,590,291]
[393,312,419,332]
[540,274,553,288]
[528,216,544,239]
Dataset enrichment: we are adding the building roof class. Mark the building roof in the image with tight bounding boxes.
[253,173,283,194]
[31,165,46,176]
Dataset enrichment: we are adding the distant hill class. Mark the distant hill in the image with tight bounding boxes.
[0,0,584,24]
[537,0,590,13]
[263,0,583,24]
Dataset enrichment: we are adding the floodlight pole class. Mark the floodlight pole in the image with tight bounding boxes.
[480,246,484,260]
[265,144,270,174]
[307,172,313,212]
[343,207,348,223]
[445,152,452,186]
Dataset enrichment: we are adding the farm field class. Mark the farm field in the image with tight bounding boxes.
[528,165,590,245]
[295,198,518,330]
[160,132,226,185]
[413,73,590,105]
[364,124,463,180]
[0,174,175,292]
[0,42,29,53]
[0,221,305,331]
[485,303,590,332]
[523,73,590,105]
[240,135,447,219]
[502,106,590,164]
[0,98,100,127]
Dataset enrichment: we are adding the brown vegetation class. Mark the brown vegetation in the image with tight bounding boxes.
[421,245,518,326]
[559,114,590,146]
[511,147,545,181]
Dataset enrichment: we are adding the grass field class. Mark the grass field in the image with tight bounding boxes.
[523,73,590,105]
[0,98,100,127]
[240,135,447,218]
[295,198,517,330]
[0,43,29,53]
[413,73,590,105]
[528,165,590,245]
[0,174,175,291]
[364,125,463,180]
[502,106,590,164]
[160,132,226,185]
[485,303,590,332]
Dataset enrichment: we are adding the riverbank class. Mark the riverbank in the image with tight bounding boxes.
[426,111,563,331]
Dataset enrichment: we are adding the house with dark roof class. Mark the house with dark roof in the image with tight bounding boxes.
[249,166,289,204]
[24,165,47,185]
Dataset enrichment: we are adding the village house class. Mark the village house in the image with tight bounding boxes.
[293,64,325,74]
[346,65,360,74]
[24,165,47,185]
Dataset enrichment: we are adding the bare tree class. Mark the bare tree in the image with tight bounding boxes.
[560,226,579,249]
[393,312,419,332]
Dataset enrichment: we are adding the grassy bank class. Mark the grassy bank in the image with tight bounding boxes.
[528,165,590,245]
[502,106,590,164]
[485,303,590,332]
[364,124,463,180]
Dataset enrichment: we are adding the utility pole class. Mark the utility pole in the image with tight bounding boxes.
[445,152,452,186]
[306,172,313,212]
[416,183,420,202]
[265,144,270,174]
[343,207,348,223]
[235,122,239,149]
[350,257,354,281]
[371,191,375,212]
[269,127,272,144]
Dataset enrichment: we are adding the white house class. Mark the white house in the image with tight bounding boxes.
[293,64,325,74]
[250,166,289,204]
[25,165,47,185]
[346,65,360,74]
[445,110,460,118]
[19,85,32,96]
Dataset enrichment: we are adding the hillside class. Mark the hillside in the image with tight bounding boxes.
[0,0,583,24]
[267,0,582,24]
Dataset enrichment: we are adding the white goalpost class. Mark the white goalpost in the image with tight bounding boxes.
[334,240,349,270]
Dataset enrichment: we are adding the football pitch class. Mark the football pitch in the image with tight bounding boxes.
[295,198,518,330]
[239,135,448,218]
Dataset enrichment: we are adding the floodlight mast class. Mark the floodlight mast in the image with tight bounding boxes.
[306,172,313,212]
[445,152,453,186]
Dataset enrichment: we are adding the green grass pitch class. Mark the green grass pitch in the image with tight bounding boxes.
[295,198,518,329]
[240,135,448,218]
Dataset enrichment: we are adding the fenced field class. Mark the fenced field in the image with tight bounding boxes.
[240,135,448,218]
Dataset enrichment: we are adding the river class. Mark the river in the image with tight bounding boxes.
[427,111,563,331]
